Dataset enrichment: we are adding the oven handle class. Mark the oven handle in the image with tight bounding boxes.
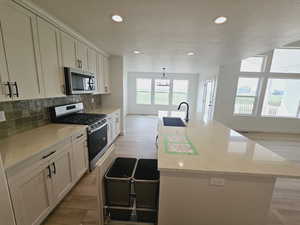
[88,122,107,134]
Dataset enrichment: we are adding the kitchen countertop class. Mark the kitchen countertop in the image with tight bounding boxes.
[87,107,120,115]
[158,114,300,178]
[0,124,87,170]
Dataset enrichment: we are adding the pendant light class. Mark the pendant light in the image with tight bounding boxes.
[157,68,170,87]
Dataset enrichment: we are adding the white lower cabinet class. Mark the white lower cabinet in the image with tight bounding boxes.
[9,162,52,225]
[96,144,116,225]
[8,132,88,225]
[107,109,121,144]
[72,132,89,182]
[50,147,73,204]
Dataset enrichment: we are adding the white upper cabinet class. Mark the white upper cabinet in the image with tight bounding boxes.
[88,48,97,75]
[0,26,10,102]
[96,53,105,94]
[103,56,111,93]
[60,31,76,68]
[76,41,88,71]
[37,18,65,97]
[0,2,43,100]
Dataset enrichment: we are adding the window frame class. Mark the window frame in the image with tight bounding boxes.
[260,76,300,119]
[233,76,262,116]
[269,47,300,74]
[240,55,267,73]
[134,78,190,106]
[154,79,171,106]
[135,78,152,105]
[171,79,189,106]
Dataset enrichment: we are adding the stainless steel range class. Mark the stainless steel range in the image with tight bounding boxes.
[50,102,108,169]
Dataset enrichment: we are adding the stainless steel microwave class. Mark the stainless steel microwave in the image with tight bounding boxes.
[64,67,96,95]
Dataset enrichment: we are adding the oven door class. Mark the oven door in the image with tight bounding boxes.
[87,124,108,165]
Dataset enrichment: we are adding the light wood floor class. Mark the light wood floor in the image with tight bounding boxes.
[43,116,300,225]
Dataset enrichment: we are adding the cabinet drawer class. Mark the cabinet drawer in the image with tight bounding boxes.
[72,130,87,143]
[6,137,72,177]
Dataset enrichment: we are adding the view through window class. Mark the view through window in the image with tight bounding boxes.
[136,78,151,104]
[270,48,300,73]
[172,80,189,105]
[262,79,300,118]
[234,77,260,115]
[154,79,170,105]
[136,78,189,106]
[240,56,265,72]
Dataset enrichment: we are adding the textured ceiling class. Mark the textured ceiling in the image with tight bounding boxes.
[30,0,300,73]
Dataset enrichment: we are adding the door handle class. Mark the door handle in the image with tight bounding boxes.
[42,151,56,159]
[1,82,12,98]
[76,134,84,139]
[47,165,52,178]
[13,82,19,97]
[52,162,56,175]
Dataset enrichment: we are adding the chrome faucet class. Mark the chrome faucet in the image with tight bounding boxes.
[178,102,190,122]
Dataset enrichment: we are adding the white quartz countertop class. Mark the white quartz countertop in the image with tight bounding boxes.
[0,124,87,170]
[158,115,300,178]
[87,107,120,115]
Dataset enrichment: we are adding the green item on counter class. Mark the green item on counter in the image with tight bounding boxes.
[163,134,198,155]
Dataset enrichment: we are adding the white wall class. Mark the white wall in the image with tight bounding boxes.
[195,67,219,115]
[213,60,300,133]
[127,72,199,115]
[101,55,126,134]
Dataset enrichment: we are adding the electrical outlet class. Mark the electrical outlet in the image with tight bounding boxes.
[0,111,6,122]
[210,178,225,187]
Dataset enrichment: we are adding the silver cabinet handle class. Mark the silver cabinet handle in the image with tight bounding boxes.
[76,134,84,139]
[1,82,12,98]
[47,165,52,178]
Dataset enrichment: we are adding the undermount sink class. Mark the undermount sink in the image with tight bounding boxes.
[162,117,186,127]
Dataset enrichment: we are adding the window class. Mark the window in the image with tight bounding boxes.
[262,79,300,118]
[240,56,265,72]
[270,48,300,73]
[173,80,189,105]
[234,77,260,115]
[136,79,152,104]
[154,79,170,105]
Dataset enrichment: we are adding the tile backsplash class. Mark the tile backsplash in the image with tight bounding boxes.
[0,94,101,139]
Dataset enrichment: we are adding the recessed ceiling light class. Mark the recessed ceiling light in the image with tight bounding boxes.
[187,52,195,56]
[112,15,123,23]
[214,16,228,24]
[133,50,141,54]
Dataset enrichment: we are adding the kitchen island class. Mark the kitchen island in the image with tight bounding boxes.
[157,115,300,225]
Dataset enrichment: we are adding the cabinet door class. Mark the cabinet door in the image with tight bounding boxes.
[88,48,97,74]
[106,117,113,145]
[114,110,121,137]
[103,56,110,93]
[76,41,88,71]
[51,145,73,204]
[96,53,105,94]
[0,155,15,225]
[37,18,65,97]
[0,3,42,100]
[96,144,115,225]
[9,165,52,225]
[72,135,88,182]
[0,24,10,102]
[60,31,76,68]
